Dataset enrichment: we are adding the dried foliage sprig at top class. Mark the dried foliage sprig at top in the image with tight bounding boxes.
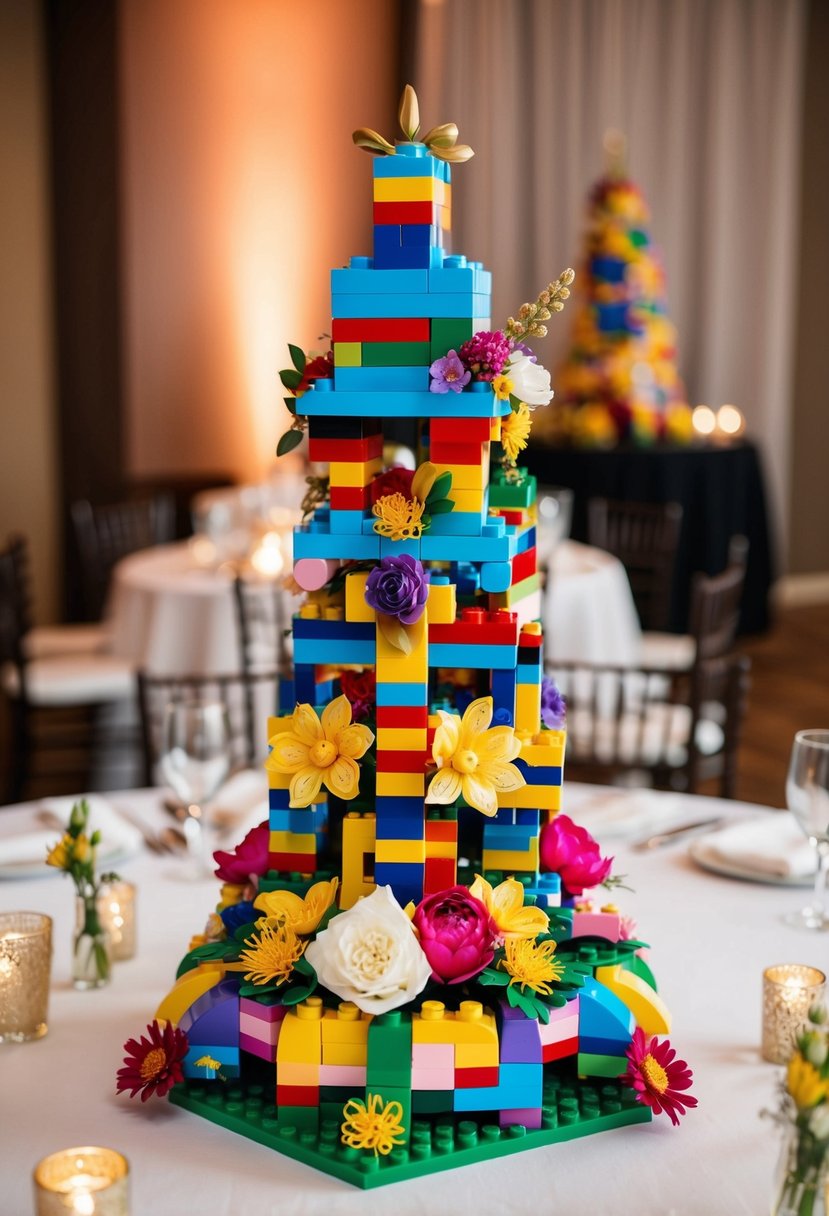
[504,269,575,342]
[353,84,474,163]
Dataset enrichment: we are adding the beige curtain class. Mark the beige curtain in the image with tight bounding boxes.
[412,0,806,558]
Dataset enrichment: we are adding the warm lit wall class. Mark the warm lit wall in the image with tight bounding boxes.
[120,0,400,484]
[0,1,58,620]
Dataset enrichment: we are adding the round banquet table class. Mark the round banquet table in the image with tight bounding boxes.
[107,540,641,676]
[0,781,819,1216]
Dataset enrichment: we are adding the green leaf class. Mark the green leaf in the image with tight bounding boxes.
[427,471,453,502]
[288,344,306,373]
[233,922,259,943]
[283,396,297,415]
[427,498,454,515]
[277,429,304,458]
[279,368,303,391]
[509,393,523,411]
[506,983,522,1007]
[533,998,552,1023]
[477,968,509,987]
[280,984,313,1006]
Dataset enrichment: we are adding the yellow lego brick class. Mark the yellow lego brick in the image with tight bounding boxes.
[277,1006,323,1065]
[267,768,291,792]
[489,416,502,442]
[432,462,486,490]
[521,733,566,768]
[375,612,428,682]
[321,1006,371,1044]
[268,714,293,738]
[482,843,539,873]
[277,1061,320,1085]
[596,963,672,1035]
[501,783,561,811]
[455,1042,499,1068]
[375,838,425,865]
[345,571,376,623]
[426,579,456,624]
[373,176,446,203]
[341,812,376,908]
[448,487,485,512]
[515,682,541,734]
[334,341,361,366]
[321,1042,368,1067]
[329,457,381,488]
[412,1001,498,1045]
[376,771,425,798]
[440,201,451,232]
[154,969,220,1026]
[269,830,316,855]
[425,837,459,860]
[375,726,428,750]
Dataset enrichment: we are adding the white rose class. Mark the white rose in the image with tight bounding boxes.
[507,351,554,409]
[304,885,431,1015]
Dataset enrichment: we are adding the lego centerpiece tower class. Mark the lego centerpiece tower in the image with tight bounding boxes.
[125,90,695,1187]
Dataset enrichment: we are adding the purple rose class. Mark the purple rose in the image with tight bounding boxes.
[541,675,566,729]
[412,887,496,984]
[365,554,430,625]
[539,814,613,897]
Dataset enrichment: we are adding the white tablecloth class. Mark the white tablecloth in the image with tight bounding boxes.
[0,782,818,1215]
[545,540,642,666]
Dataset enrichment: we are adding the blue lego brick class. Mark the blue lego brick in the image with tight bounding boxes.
[427,511,485,537]
[429,266,492,294]
[579,978,636,1041]
[300,384,507,420]
[401,223,441,248]
[329,509,365,535]
[516,664,542,685]
[374,224,404,254]
[591,255,627,283]
[451,562,481,596]
[293,664,316,704]
[379,537,421,560]
[499,1062,544,1089]
[515,526,537,554]
[420,531,517,563]
[331,293,491,320]
[482,826,537,851]
[269,806,326,834]
[596,302,634,334]
[374,812,426,841]
[292,618,375,641]
[429,642,518,670]
[333,366,430,392]
[514,761,562,786]
[331,268,429,294]
[374,862,424,904]
[483,517,509,536]
[480,560,512,593]
[373,244,441,271]
[375,681,428,707]
[490,668,516,722]
[293,528,380,561]
[183,1043,240,1079]
[374,796,426,822]
[579,1035,631,1057]
[515,808,541,826]
[293,637,376,665]
[268,787,291,810]
[373,152,443,177]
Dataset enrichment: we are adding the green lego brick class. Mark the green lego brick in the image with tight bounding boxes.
[367,1011,413,1089]
[577,1053,627,1079]
[169,1075,650,1189]
[489,471,537,509]
[363,341,431,366]
[430,317,474,361]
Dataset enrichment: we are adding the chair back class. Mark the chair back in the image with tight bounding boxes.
[587,498,683,631]
[0,537,27,669]
[688,549,747,662]
[71,495,176,619]
[137,669,280,787]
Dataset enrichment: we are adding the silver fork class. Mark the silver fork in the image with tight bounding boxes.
[36,808,184,856]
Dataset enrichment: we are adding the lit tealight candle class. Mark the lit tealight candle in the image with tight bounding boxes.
[33,1147,129,1215]
[762,963,826,1064]
[692,404,717,437]
[0,912,52,1043]
[716,403,745,438]
[96,882,136,962]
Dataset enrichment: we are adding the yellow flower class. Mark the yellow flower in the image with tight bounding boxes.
[787,1053,829,1109]
[427,696,525,817]
[45,834,72,870]
[500,403,532,461]
[500,937,563,995]
[492,374,514,401]
[468,874,549,939]
[266,695,374,807]
[194,1055,221,1071]
[341,1093,406,1156]
[239,922,306,987]
[411,460,438,502]
[372,492,426,541]
[255,877,339,935]
[72,834,91,863]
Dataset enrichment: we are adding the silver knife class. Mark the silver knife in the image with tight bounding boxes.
[632,816,725,851]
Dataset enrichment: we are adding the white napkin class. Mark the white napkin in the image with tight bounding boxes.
[571,788,692,842]
[0,795,142,871]
[211,768,270,839]
[699,813,816,879]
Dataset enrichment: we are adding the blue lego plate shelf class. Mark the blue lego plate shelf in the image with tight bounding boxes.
[169,1075,650,1189]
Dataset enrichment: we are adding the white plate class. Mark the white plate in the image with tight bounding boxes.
[688,839,815,887]
[0,841,141,882]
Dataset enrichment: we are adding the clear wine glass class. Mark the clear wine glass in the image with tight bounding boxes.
[159,700,231,878]
[784,729,829,931]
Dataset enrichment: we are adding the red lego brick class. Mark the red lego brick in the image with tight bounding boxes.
[455,1066,500,1089]
[307,434,383,463]
[329,485,370,510]
[511,546,537,585]
[424,855,457,893]
[373,201,440,225]
[276,1085,320,1107]
[492,509,525,526]
[332,318,431,343]
[429,441,488,465]
[425,819,458,842]
[430,416,492,443]
[429,609,519,647]
[269,853,318,875]
[375,749,428,774]
[542,1037,578,1064]
[376,705,429,728]
[518,628,543,649]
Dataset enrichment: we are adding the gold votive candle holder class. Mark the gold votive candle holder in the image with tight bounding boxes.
[97,882,136,961]
[0,911,52,1043]
[33,1147,130,1215]
[762,963,826,1063]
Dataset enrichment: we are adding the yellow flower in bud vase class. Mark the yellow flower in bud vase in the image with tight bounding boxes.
[500,403,532,461]
[787,1053,829,1109]
[427,696,525,817]
[372,493,426,542]
[267,695,374,807]
[45,834,72,870]
[254,877,339,935]
[468,874,549,939]
[72,834,91,864]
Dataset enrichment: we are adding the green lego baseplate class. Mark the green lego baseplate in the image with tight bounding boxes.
[169,1073,650,1189]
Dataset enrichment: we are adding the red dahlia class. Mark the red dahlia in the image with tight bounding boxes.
[622,1027,697,1126]
[116,1019,189,1102]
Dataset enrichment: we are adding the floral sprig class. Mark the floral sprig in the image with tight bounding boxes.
[276,342,333,457]
[46,799,119,983]
[504,269,575,342]
[765,1003,829,1215]
[372,461,455,542]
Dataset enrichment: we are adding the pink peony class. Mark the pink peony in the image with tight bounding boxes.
[412,886,496,984]
[458,330,511,382]
[539,814,613,896]
[213,821,271,883]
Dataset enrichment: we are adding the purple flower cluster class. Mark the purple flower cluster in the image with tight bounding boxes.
[541,675,566,729]
[458,330,511,382]
[365,554,430,624]
[429,350,471,394]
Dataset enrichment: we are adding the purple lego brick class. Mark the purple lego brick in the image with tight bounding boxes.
[177,979,240,1047]
[499,1107,543,1130]
[499,1002,543,1063]
[240,1031,276,1062]
[240,996,287,1025]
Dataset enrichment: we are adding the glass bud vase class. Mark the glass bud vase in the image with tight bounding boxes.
[73,893,112,990]
[771,1123,827,1216]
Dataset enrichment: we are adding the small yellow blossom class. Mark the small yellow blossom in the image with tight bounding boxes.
[500,403,532,461]
[468,874,549,939]
[410,461,438,503]
[428,696,525,817]
[267,695,374,807]
[492,375,514,401]
[45,834,72,870]
[787,1053,829,1109]
[255,877,339,935]
[500,937,563,995]
[194,1055,222,1071]
[341,1093,406,1156]
[239,923,306,987]
[372,493,426,541]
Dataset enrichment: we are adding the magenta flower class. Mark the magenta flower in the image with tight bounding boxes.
[412,886,496,984]
[213,821,271,883]
[429,350,471,394]
[365,554,430,625]
[539,814,613,896]
[458,330,511,382]
[623,1028,697,1126]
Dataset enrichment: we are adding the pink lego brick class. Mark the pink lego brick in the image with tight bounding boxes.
[411,1043,454,1069]
[500,1107,543,1130]
[571,911,622,940]
[411,1067,455,1091]
[239,1012,281,1045]
[240,997,287,1024]
[240,1031,275,1062]
[319,1064,367,1087]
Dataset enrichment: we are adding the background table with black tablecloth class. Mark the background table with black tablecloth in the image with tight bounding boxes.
[523,439,775,633]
